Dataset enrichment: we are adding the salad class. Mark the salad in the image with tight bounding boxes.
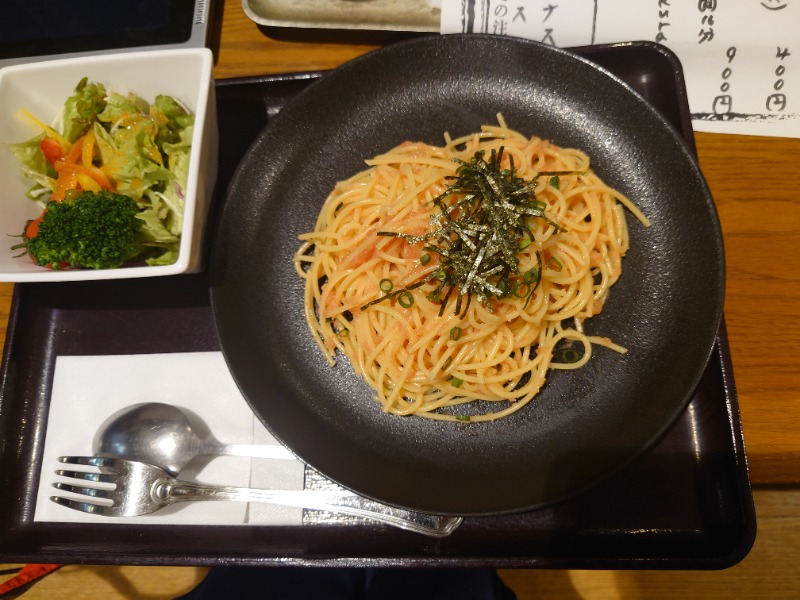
[9,77,194,269]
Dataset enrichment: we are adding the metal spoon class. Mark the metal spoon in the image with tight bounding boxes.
[92,402,295,476]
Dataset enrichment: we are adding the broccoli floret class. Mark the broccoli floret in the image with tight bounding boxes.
[21,191,145,270]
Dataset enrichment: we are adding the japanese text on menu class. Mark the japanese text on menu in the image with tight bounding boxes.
[440,0,798,137]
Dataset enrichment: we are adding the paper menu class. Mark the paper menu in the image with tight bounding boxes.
[440,0,799,138]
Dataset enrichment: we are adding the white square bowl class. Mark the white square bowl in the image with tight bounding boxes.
[0,48,217,281]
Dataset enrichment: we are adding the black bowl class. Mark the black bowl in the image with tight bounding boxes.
[210,35,724,516]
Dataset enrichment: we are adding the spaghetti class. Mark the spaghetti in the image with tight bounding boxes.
[294,116,649,422]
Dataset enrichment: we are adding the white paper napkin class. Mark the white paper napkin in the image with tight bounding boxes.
[34,351,305,525]
[247,420,305,525]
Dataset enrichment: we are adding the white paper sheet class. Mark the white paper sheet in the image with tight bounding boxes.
[441,0,799,138]
[35,352,305,526]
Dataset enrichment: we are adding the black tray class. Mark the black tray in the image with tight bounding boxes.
[0,41,756,569]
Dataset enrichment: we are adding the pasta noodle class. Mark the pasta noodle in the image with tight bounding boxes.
[293,116,649,422]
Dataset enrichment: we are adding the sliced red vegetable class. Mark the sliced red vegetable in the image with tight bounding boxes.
[25,211,46,239]
[40,137,65,164]
[21,210,68,269]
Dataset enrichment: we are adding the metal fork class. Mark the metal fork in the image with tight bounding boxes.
[50,456,462,538]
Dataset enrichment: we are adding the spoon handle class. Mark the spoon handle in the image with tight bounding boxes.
[203,443,296,460]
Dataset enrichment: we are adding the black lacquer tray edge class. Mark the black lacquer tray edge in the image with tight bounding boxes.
[0,40,756,569]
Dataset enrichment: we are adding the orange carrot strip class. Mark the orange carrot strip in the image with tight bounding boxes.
[50,170,78,201]
[65,136,85,163]
[54,162,114,190]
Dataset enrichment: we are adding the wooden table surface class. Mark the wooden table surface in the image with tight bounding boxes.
[1,0,798,488]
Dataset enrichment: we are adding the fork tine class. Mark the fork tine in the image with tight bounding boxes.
[58,456,119,468]
[53,482,113,499]
[55,469,116,484]
[50,496,114,516]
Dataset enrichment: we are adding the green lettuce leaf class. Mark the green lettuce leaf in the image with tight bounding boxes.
[7,133,55,199]
[96,91,149,127]
[158,124,193,236]
[152,95,194,147]
[59,77,107,142]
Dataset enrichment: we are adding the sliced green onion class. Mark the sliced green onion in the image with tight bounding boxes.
[549,175,560,190]
[420,253,431,265]
[496,279,510,299]
[523,268,540,284]
[450,326,463,341]
[398,291,414,308]
[514,282,531,298]
[455,414,471,422]
[547,256,563,271]
[518,238,532,251]
[379,278,393,293]
[562,349,579,363]
[450,376,464,388]
[531,199,548,212]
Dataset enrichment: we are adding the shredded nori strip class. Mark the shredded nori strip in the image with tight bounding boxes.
[362,147,570,316]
